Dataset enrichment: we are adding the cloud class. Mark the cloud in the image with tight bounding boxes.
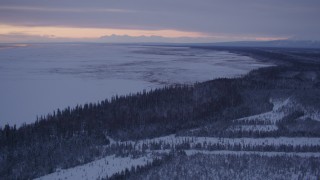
[0,24,206,39]
[0,6,137,13]
[0,33,61,43]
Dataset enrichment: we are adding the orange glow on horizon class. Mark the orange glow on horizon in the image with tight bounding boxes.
[0,24,289,43]
[0,24,206,39]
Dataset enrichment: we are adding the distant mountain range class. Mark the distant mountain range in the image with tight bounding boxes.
[194,40,320,49]
[98,34,205,43]
[99,35,320,49]
[2,33,319,49]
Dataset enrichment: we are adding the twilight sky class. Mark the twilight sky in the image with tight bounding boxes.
[0,0,320,43]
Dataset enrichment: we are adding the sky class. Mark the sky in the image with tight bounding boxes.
[0,0,320,43]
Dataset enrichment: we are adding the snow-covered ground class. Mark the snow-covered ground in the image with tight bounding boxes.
[35,114,320,180]
[36,154,153,180]
[36,135,320,180]
[227,97,320,134]
[225,98,292,133]
[0,43,271,126]
[236,98,293,124]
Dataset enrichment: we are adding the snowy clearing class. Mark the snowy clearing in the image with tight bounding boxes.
[236,98,293,124]
[35,154,153,180]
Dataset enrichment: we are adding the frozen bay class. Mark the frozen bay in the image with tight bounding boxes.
[0,43,270,126]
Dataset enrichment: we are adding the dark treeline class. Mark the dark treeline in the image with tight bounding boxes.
[0,80,241,146]
[0,47,320,179]
[109,140,320,153]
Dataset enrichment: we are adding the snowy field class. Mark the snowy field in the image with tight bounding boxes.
[0,43,271,126]
[36,154,153,180]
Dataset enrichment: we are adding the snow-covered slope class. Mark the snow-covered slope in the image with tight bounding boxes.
[36,154,153,180]
[227,97,320,133]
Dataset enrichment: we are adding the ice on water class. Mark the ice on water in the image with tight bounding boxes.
[0,43,270,126]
